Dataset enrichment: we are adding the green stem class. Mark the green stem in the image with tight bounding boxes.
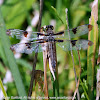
[0,78,9,100]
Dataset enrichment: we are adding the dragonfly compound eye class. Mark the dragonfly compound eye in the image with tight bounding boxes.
[51,26,54,30]
[46,25,54,30]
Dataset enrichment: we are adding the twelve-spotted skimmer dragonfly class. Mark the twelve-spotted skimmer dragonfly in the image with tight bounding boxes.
[6,24,93,72]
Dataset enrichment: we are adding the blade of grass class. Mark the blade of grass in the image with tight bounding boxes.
[56,0,62,14]
[0,78,9,100]
[72,50,81,100]
[87,0,98,99]
[0,41,7,66]
[0,8,27,99]
[65,8,80,100]
[16,59,32,71]
[0,62,6,74]
[51,6,64,24]
[80,79,89,100]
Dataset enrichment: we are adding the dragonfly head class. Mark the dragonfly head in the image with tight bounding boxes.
[43,25,54,35]
[43,25,54,32]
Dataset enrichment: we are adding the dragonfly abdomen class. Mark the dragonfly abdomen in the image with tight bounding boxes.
[48,42,57,72]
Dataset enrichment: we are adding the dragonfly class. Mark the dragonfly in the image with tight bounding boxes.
[6,24,93,72]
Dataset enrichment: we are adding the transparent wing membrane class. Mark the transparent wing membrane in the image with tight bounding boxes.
[63,24,93,38]
[6,29,43,40]
[57,39,93,51]
[7,24,93,54]
[10,42,43,54]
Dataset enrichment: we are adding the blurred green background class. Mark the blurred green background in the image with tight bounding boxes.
[0,0,99,99]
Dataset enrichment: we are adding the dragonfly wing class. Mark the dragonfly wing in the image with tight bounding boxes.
[64,24,93,38]
[57,40,77,51]
[10,42,44,54]
[75,39,93,50]
[6,29,43,41]
[57,39,93,51]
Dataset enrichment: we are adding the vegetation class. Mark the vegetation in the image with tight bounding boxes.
[0,0,99,100]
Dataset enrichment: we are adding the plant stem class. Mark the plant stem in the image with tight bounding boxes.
[0,78,9,100]
[65,8,80,100]
[28,0,44,99]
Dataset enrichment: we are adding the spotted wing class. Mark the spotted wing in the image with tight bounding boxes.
[56,39,93,51]
[54,24,93,39]
[6,29,45,41]
[10,40,48,54]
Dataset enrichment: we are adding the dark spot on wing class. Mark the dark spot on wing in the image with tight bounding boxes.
[71,40,77,46]
[88,41,93,46]
[25,43,31,48]
[72,27,77,34]
[23,31,28,37]
[6,29,11,35]
[88,24,93,31]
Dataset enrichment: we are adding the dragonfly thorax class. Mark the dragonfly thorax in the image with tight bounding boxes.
[46,30,54,35]
[47,36,55,42]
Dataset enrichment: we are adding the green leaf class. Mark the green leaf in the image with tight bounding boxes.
[51,6,64,24]
[0,8,27,99]
[0,62,6,74]
[80,79,89,100]
[87,1,98,99]
[16,59,32,70]
[1,0,35,28]
[0,78,9,100]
